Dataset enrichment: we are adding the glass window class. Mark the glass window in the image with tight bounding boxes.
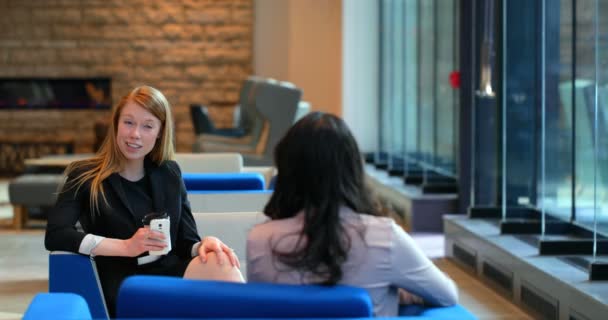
[418,0,435,169]
[377,0,393,168]
[540,0,574,223]
[435,0,459,177]
[597,0,608,236]
[472,0,501,206]
[503,0,544,218]
[404,0,419,174]
[497,0,608,236]
[390,0,406,173]
[377,0,460,190]
[574,0,608,235]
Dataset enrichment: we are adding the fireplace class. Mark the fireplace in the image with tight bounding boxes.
[0,78,112,176]
[0,78,111,110]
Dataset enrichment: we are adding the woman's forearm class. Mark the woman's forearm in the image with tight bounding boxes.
[90,228,167,257]
[91,238,131,257]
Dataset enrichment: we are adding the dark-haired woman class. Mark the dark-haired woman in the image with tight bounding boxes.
[246,112,458,317]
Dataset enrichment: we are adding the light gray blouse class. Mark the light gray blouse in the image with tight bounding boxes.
[246,207,458,317]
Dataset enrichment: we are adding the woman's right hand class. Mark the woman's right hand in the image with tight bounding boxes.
[124,227,167,257]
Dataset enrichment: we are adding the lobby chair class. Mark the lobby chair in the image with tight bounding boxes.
[190,104,246,137]
[23,293,92,320]
[48,251,109,319]
[25,290,477,320]
[194,78,303,166]
[191,77,264,147]
[43,251,476,320]
[116,276,373,319]
[242,80,302,166]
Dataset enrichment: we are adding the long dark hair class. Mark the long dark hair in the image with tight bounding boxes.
[264,112,381,285]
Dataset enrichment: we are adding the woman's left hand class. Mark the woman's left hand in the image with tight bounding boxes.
[398,289,424,305]
[198,236,240,268]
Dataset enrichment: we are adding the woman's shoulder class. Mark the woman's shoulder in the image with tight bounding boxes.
[341,207,395,228]
[157,159,181,177]
[341,207,399,248]
[64,160,97,179]
[248,214,302,241]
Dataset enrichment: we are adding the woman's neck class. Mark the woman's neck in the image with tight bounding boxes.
[119,160,145,181]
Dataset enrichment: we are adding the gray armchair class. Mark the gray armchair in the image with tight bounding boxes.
[194,78,304,166]
[191,76,264,143]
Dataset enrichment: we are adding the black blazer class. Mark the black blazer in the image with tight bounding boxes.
[45,158,200,309]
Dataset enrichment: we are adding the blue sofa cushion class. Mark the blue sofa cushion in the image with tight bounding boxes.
[23,293,92,320]
[116,276,373,319]
[182,173,265,191]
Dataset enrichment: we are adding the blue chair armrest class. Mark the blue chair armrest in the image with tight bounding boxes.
[399,304,477,319]
[48,251,109,319]
[117,276,373,319]
[182,172,265,191]
[24,293,92,320]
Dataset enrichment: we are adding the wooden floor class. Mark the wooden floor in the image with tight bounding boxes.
[0,180,533,319]
[434,259,532,319]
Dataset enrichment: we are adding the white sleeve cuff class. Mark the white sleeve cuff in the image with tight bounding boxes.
[78,234,105,256]
[191,241,202,257]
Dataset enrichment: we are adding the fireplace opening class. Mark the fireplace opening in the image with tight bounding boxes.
[0,78,111,110]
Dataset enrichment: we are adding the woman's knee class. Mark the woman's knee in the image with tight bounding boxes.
[183,252,244,283]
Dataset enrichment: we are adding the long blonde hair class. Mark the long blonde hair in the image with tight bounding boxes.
[65,86,175,214]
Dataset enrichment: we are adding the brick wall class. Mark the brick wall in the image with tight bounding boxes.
[0,0,253,154]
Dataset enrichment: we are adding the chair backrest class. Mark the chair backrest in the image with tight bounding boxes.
[188,190,272,213]
[189,104,215,134]
[182,172,265,191]
[245,80,302,165]
[48,251,109,319]
[237,76,263,132]
[193,211,267,276]
[175,152,243,173]
[116,276,373,319]
[295,100,311,121]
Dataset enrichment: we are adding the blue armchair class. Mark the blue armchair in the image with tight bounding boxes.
[117,276,373,319]
[28,275,476,319]
[48,251,109,319]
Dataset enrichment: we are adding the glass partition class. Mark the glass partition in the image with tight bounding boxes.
[390,0,405,173]
[435,0,459,177]
[538,0,574,224]
[403,0,419,174]
[377,0,393,168]
[472,0,501,207]
[573,0,598,231]
[377,0,460,191]
[502,0,541,221]
[500,0,608,240]
[418,0,435,173]
[596,0,608,246]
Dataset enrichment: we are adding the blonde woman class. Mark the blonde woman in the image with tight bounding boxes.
[45,86,242,316]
